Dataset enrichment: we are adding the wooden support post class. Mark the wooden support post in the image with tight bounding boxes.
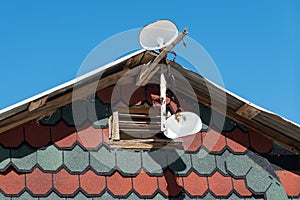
[160,66,167,131]
[112,111,120,141]
[136,29,188,86]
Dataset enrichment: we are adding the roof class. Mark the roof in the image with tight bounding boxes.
[0,49,299,199]
[0,50,300,152]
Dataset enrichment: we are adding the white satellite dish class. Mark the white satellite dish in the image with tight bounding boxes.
[139,20,179,50]
[164,112,202,139]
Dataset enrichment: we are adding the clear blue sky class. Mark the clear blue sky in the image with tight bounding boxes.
[0,1,299,124]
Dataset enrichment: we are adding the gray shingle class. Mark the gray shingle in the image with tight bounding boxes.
[39,192,66,200]
[167,149,192,176]
[197,192,216,200]
[152,193,167,200]
[0,192,11,200]
[11,143,37,171]
[90,146,116,174]
[39,109,62,126]
[215,150,231,175]
[142,150,165,175]
[191,149,216,175]
[66,192,91,200]
[226,154,253,177]
[64,145,89,172]
[93,192,116,200]
[265,182,288,200]
[116,149,141,175]
[0,145,10,170]
[12,192,38,200]
[37,145,63,171]
[245,165,273,194]
[88,97,110,123]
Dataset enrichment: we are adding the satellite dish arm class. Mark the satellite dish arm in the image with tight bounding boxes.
[136,28,188,86]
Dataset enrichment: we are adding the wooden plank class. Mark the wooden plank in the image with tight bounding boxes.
[112,111,120,141]
[160,66,167,131]
[28,96,48,112]
[110,138,183,149]
[236,104,261,119]
[108,115,112,140]
[136,29,188,86]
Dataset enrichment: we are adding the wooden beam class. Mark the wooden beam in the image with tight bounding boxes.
[160,66,167,131]
[112,111,120,141]
[110,138,183,149]
[136,29,188,86]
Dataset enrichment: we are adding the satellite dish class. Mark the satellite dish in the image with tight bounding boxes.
[139,20,179,50]
[164,112,202,139]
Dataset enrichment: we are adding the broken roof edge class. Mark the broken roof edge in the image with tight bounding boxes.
[0,49,146,120]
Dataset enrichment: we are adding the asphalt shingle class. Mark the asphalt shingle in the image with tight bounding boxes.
[64,145,89,173]
[11,143,37,171]
[116,149,141,175]
[12,192,39,200]
[265,182,288,200]
[39,192,66,200]
[39,109,62,126]
[191,149,216,175]
[0,145,10,171]
[245,166,273,194]
[226,154,253,177]
[141,151,164,175]
[37,145,63,171]
[167,149,192,176]
[90,146,116,174]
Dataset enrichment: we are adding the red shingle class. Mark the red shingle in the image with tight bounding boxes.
[208,171,232,197]
[232,178,252,197]
[121,85,145,106]
[249,131,273,153]
[132,170,158,196]
[103,128,109,144]
[0,169,25,195]
[276,170,300,197]
[26,167,52,195]
[80,170,105,195]
[202,129,226,153]
[77,124,102,149]
[0,125,24,148]
[183,171,208,196]
[158,170,183,197]
[182,132,202,152]
[97,85,121,104]
[53,168,79,195]
[25,122,50,148]
[226,128,249,153]
[106,171,132,197]
[51,121,77,148]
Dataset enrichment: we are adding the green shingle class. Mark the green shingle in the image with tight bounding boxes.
[215,150,231,175]
[226,154,253,177]
[66,192,92,200]
[141,150,164,175]
[93,192,116,200]
[0,192,11,200]
[92,118,109,129]
[191,149,216,175]
[245,166,272,193]
[90,146,116,174]
[116,149,141,175]
[39,109,62,126]
[88,97,110,122]
[265,182,288,200]
[39,192,66,200]
[37,145,63,171]
[11,143,37,171]
[167,149,192,176]
[0,145,10,170]
[64,145,89,172]
[12,192,39,200]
